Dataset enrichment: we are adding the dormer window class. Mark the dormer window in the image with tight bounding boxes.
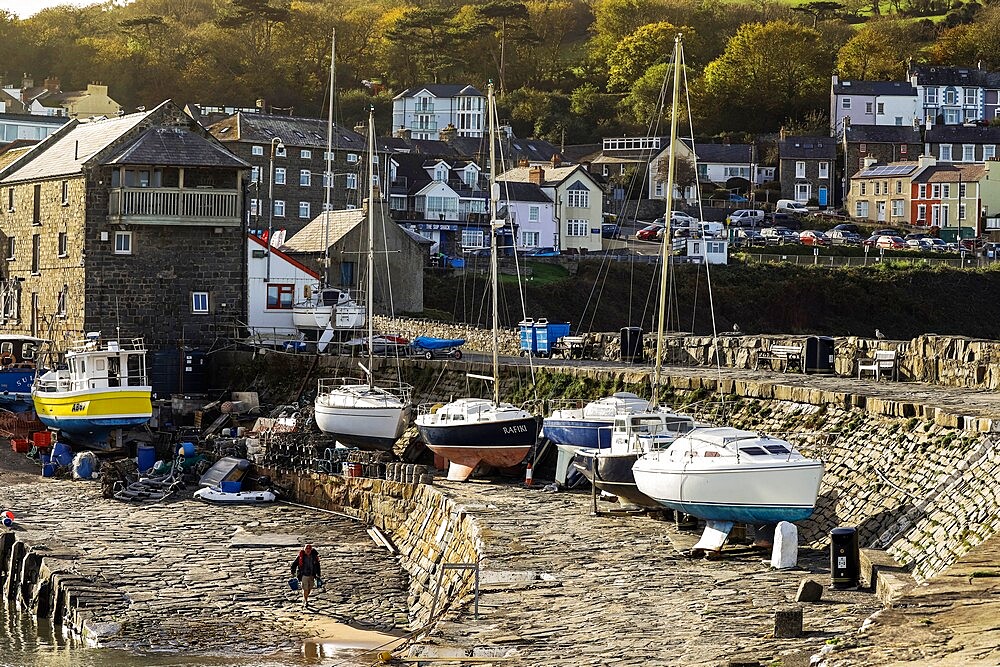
[435,166,447,181]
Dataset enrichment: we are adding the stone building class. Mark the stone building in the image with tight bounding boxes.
[0,100,249,353]
[280,201,429,315]
[206,113,371,237]
[778,135,837,207]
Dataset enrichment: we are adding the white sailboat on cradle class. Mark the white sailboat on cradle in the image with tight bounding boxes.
[414,81,538,482]
[313,55,412,451]
[631,35,824,530]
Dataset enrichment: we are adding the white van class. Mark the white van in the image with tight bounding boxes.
[726,209,765,227]
[699,221,724,238]
[776,199,810,214]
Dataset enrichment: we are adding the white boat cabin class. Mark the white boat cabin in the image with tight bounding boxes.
[35,335,148,393]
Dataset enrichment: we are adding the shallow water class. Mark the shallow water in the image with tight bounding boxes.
[0,597,380,667]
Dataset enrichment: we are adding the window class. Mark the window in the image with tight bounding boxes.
[345,173,357,189]
[522,231,539,246]
[932,184,941,198]
[945,89,957,105]
[960,203,967,220]
[795,161,806,178]
[856,201,869,217]
[891,200,904,217]
[114,231,132,255]
[926,89,938,105]
[250,198,259,216]
[6,188,12,212]
[567,219,588,236]
[6,237,13,260]
[945,109,960,124]
[32,184,40,225]
[529,206,539,222]
[859,182,866,195]
[985,145,996,160]
[191,292,209,314]
[917,204,926,221]
[818,162,829,179]
[274,168,286,185]
[55,287,66,317]
[965,88,976,106]
[942,184,950,198]
[877,102,884,115]
[252,145,264,156]
[434,166,447,181]
[895,116,903,126]
[962,145,975,162]
[874,182,881,195]
[566,189,589,208]
[918,184,927,199]
[31,234,39,274]
[274,200,285,217]
[859,143,866,153]
[895,180,902,194]
[347,153,359,163]
[266,284,294,309]
[300,170,311,187]
[61,180,69,206]
[959,183,967,198]
[865,101,873,114]
[275,145,286,157]
[300,149,312,159]
[461,229,484,248]
[795,183,811,201]
[58,232,67,257]
[251,166,261,183]
[842,97,851,110]
[298,201,311,219]
[900,144,908,155]
[940,145,952,161]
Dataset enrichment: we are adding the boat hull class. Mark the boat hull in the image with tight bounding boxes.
[32,388,152,446]
[572,450,659,508]
[0,368,37,408]
[417,417,537,481]
[542,418,611,450]
[314,402,409,451]
[632,461,824,523]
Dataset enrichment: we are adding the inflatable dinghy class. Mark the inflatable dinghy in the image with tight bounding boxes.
[193,486,276,504]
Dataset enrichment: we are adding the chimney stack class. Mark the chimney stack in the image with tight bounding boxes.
[43,76,60,93]
[528,165,544,186]
[21,74,33,90]
[394,126,411,141]
[550,154,562,168]
[439,123,457,143]
[863,156,878,169]
[918,154,936,169]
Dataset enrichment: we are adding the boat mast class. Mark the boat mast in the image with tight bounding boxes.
[366,105,376,387]
[488,82,500,408]
[652,35,682,410]
[323,30,335,288]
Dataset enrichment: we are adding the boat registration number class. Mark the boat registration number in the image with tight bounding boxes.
[502,424,529,435]
[71,402,87,413]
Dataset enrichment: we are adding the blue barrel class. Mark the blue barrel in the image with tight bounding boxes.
[178,442,195,457]
[137,445,156,472]
[52,442,73,467]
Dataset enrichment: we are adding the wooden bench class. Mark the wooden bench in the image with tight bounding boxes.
[755,344,803,372]
[858,350,898,381]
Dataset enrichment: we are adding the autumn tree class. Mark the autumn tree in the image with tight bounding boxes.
[607,22,692,93]
[835,19,916,80]
[930,6,1000,69]
[700,21,831,132]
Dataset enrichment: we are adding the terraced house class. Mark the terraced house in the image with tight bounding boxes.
[0,100,249,352]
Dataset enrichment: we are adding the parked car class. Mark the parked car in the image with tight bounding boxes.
[959,237,984,251]
[670,211,698,226]
[827,229,863,245]
[699,221,725,238]
[764,212,802,230]
[904,232,928,241]
[830,222,861,235]
[906,238,934,252]
[875,235,907,250]
[601,223,621,239]
[925,238,950,252]
[799,230,831,246]
[636,223,664,241]
[524,247,560,257]
[727,209,765,227]
[872,228,903,238]
[733,229,767,248]
[761,226,800,245]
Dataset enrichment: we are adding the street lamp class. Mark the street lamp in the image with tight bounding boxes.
[266,136,285,282]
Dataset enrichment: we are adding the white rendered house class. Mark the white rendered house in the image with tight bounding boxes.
[246,233,321,338]
[392,85,485,140]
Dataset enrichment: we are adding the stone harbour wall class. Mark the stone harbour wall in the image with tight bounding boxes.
[257,471,482,627]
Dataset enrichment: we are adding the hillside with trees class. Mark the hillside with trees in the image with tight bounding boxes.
[0,0,995,141]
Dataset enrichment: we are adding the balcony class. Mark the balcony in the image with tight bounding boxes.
[109,188,241,226]
[414,103,435,114]
[409,121,438,132]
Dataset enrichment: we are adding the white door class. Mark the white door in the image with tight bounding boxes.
[877,201,886,222]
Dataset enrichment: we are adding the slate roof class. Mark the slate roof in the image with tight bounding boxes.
[38,91,87,109]
[207,112,366,150]
[779,136,837,160]
[496,164,590,187]
[0,145,33,171]
[924,124,1000,143]
[281,209,366,252]
[691,142,755,163]
[833,80,916,96]
[0,90,27,114]
[561,143,601,163]
[845,125,922,144]
[496,181,552,203]
[103,126,249,168]
[394,84,483,100]
[0,111,65,127]
[910,65,1000,88]
[0,109,152,183]
[911,163,985,184]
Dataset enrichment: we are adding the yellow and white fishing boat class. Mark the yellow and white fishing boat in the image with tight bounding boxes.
[32,333,152,447]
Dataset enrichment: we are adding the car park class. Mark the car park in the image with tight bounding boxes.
[827,229,863,245]
[761,226,800,245]
[799,230,831,246]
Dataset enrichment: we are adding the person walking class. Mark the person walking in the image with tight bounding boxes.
[290,543,321,608]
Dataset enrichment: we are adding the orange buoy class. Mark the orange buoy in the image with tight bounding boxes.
[524,463,534,487]
[2,510,14,527]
